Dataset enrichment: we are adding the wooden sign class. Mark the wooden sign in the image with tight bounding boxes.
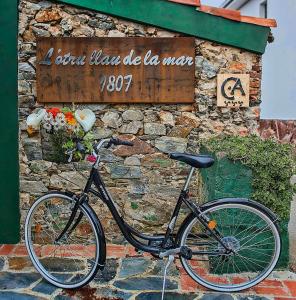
[217,74,250,107]
[36,37,195,103]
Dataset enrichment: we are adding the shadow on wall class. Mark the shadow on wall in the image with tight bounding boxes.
[259,120,296,144]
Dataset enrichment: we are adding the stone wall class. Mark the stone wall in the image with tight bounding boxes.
[18,0,263,242]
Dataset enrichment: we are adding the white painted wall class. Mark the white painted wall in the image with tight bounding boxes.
[240,0,263,16]
[223,0,296,120]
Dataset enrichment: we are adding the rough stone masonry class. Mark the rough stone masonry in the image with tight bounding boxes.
[18,0,263,242]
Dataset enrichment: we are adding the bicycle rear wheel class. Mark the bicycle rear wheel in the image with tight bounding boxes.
[178,203,281,292]
[25,192,102,289]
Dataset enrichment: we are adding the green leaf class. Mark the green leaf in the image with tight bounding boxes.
[201,135,296,219]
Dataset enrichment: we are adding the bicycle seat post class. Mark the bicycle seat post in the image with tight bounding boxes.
[183,167,195,191]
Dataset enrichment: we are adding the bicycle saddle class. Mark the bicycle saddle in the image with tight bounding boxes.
[169,152,215,168]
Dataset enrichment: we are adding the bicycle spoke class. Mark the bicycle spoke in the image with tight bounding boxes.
[26,195,100,288]
[180,203,280,291]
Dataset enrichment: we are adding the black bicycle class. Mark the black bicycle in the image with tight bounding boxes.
[25,137,281,293]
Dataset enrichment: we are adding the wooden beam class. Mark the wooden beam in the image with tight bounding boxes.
[0,0,19,243]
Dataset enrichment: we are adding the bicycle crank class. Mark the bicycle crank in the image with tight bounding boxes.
[159,246,192,259]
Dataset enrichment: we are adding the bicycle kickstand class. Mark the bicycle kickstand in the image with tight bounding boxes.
[161,254,174,300]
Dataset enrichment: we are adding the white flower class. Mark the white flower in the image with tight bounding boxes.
[56,112,64,119]
[53,124,61,131]
[56,113,65,122]
[57,119,66,127]
[55,114,66,128]
[75,109,96,132]
[26,109,46,130]
[44,112,53,123]
[43,122,52,131]
[51,119,59,126]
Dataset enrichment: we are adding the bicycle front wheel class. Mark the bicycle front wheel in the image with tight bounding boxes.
[179,203,281,292]
[25,192,102,289]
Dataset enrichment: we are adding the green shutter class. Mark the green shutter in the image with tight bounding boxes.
[57,0,270,54]
[0,0,19,243]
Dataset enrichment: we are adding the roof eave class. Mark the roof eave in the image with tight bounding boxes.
[55,0,271,54]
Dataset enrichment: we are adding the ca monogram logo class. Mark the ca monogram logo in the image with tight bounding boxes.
[217,74,250,107]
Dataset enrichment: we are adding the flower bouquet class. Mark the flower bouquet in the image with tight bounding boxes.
[26,107,96,163]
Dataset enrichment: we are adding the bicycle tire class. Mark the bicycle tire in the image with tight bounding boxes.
[25,192,105,289]
[177,202,281,292]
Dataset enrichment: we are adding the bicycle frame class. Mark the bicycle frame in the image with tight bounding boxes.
[80,164,230,255]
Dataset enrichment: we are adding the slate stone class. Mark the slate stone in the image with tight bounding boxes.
[0,291,42,300]
[93,127,113,140]
[0,272,40,289]
[113,135,155,157]
[54,296,72,300]
[144,123,166,135]
[110,165,141,179]
[149,260,179,277]
[18,80,31,95]
[40,257,85,272]
[237,297,270,300]
[195,56,218,79]
[95,287,133,300]
[23,138,42,160]
[29,160,52,174]
[19,62,35,73]
[0,257,4,271]
[122,110,144,121]
[108,30,126,38]
[100,148,123,163]
[129,181,146,195]
[136,292,196,300]
[32,280,58,295]
[32,274,71,295]
[31,26,51,37]
[20,180,48,194]
[124,156,141,166]
[119,258,152,277]
[93,258,119,283]
[200,294,234,300]
[155,136,187,153]
[102,111,122,128]
[97,21,115,31]
[38,1,52,9]
[114,276,178,290]
[119,121,143,134]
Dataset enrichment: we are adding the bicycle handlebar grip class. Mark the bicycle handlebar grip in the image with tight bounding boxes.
[111,138,133,147]
[119,140,134,146]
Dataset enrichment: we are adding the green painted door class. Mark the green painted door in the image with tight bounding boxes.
[0,0,19,243]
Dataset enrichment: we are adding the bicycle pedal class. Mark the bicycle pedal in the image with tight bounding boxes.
[180,246,192,260]
[134,248,144,255]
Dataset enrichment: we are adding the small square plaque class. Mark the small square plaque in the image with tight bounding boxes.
[217,74,250,107]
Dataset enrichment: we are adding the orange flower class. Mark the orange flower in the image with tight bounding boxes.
[64,111,73,119]
[67,118,77,126]
[47,107,61,118]
[64,112,77,126]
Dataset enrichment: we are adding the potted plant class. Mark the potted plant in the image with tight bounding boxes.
[26,106,96,163]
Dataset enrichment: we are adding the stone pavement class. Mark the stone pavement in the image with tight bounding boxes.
[0,244,296,300]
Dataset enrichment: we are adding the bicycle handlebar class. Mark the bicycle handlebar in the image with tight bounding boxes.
[65,138,134,163]
[93,137,134,154]
[107,138,134,147]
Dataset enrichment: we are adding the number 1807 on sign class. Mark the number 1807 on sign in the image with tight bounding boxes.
[99,74,133,93]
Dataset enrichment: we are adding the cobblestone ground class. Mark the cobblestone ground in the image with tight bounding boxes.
[0,244,295,300]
